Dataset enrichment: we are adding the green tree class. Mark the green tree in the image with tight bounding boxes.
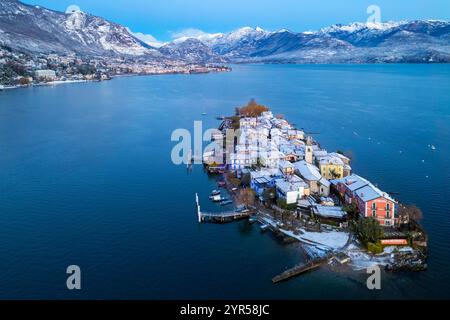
[262,187,276,204]
[356,217,384,244]
[276,198,297,211]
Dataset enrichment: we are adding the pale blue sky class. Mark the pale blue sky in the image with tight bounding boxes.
[22,0,450,41]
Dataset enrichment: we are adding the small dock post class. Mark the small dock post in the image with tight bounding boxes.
[196,193,202,223]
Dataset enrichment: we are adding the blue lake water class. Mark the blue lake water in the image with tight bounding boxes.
[0,64,449,299]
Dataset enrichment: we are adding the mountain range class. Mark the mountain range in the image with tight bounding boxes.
[1,0,450,63]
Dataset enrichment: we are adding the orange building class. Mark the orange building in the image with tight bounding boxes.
[354,184,396,227]
[332,174,397,226]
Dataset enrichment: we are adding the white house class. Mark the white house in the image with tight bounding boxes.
[35,69,56,81]
[275,175,309,204]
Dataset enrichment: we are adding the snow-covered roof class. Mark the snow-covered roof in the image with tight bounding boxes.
[328,152,350,163]
[313,206,347,218]
[319,155,345,166]
[250,168,281,179]
[293,160,322,181]
[356,184,395,202]
[314,150,328,158]
[279,159,294,170]
[319,177,331,188]
[337,174,370,191]
[275,177,307,194]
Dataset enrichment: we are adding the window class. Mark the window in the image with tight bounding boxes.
[386,203,390,211]
[386,211,391,219]
[372,210,376,218]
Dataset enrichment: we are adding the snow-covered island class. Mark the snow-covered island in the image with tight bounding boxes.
[201,100,428,277]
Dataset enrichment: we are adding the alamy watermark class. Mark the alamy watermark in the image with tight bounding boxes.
[367,4,382,24]
[66,265,81,290]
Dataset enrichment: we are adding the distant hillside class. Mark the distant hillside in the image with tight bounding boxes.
[1,0,449,63]
[0,0,160,57]
[175,22,450,63]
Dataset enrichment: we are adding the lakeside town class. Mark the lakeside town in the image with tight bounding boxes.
[199,100,428,281]
[0,47,230,90]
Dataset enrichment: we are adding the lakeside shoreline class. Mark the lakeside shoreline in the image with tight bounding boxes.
[0,66,231,92]
[199,102,428,279]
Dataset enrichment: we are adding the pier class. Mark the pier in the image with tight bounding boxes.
[272,255,332,283]
[196,193,251,223]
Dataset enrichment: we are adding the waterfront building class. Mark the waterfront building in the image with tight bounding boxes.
[318,155,345,179]
[331,174,397,226]
[354,184,397,226]
[331,174,370,204]
[250,168,281,195]
[34,69,57,81]
[275,175,309,204]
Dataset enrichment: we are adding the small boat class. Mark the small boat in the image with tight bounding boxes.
[220,200,233,206]
[202,112,207,116]
[209,194,222,202]
[216,116,225,120]
[431,145,436,150]
[211,190,221,196]
[212,196,228,203]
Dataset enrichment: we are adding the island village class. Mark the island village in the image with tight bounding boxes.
[199,100,428,281]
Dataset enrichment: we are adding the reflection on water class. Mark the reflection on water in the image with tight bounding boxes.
[0,64,449,299]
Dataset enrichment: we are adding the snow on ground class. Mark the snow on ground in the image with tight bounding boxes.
[260,215,350,251]
[345,249,393,271]
[343,244,416,271]
[259,215,415,271]
[303,244,329,259]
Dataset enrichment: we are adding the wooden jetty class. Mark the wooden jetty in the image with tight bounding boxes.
[196,193,251,223]
[272,255,332,283]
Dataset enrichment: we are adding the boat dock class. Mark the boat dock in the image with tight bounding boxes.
[272,255,332,283]
[196,193,251,223]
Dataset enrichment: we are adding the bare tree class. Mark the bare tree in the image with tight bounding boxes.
[398,204,423,224]
[238,188,256,207]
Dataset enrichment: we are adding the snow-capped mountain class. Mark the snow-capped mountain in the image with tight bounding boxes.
[204,27,270,57]
[251,21,448,62]
[159,38,225,63]
[1,0,449,63]
[0,0,159,57]
[164,21,450,63]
